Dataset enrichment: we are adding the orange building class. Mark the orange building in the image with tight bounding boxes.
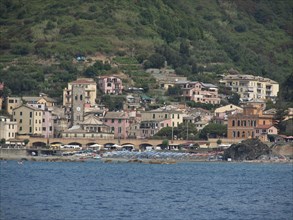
[227,103,274,140]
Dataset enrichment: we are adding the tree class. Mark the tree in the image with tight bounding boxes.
[166,85,182,97]
[144,53,165,69]
[227,92,240,105]
[23,139,29,146]
[217,139,222,145]
[154,127,173,139]
[177,122,197,140]
[0,138,6,146]
[161,139,169,150]
[199,123,227,140]
[179,41,190,57]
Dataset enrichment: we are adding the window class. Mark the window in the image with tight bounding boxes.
[20,127,22,131]
[43,127,46,131]
[165,114,167,119]
[232,120,235,126]
[20,119,22,123]
[20,111,22,116]
[118,127,122,133]
[118,119,122,123]
[263,121,265,125]
[153,114,155,119]
[30,112,32,118]
[112,119,114,123]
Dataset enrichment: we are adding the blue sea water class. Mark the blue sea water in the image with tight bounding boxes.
[0,160,292,220]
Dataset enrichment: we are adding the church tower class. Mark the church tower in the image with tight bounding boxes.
[71,85,85,126]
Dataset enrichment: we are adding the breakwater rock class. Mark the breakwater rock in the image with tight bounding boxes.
[223,139,271,161]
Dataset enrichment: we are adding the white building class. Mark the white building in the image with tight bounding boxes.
[0,116,18,140]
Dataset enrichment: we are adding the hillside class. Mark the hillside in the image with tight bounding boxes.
[0,0,292,104]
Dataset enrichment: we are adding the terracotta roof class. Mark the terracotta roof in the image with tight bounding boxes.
[71,78,96,84]
[255,125,275,129]
[104,111,128,119]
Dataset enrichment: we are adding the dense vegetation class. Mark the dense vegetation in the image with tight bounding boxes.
[0,0,292,105]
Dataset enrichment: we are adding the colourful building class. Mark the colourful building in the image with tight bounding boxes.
[98,76,123,95]
[102,111,129,139]
[219,74,279,102]
[175,81,220,104]
[227,103,274,140]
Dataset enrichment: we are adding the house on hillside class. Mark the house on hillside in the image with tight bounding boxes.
[213,104,243,125]
[219,74,279,102]
[175,81,220,104]
[98,76,123,95]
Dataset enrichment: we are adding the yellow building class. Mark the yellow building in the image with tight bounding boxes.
[63,78,97,108]
[141,110,184,127]
[12,105,43,135]
[220,74,279,102]
[6,97,22,115]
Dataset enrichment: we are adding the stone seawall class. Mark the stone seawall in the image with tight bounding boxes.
[0,149,27,157]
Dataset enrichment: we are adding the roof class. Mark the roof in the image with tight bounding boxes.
[41,96,57,103]
[215,104,243,113]
[104,111,128,119]
[22,96,40,102]
[255,125,276,129]
[222,74,278,84]
[70,78,96,84]
[13,104,43,112]
[201,82,218,88]
[82,115,104,125]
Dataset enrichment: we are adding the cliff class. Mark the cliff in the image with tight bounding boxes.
[223,139,272,161]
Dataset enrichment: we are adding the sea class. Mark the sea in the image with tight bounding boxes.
[0,160,292,220]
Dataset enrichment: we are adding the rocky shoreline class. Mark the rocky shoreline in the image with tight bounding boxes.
[1,154,292,164]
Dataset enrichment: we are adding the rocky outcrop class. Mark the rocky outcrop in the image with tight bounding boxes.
[223,139,272,161]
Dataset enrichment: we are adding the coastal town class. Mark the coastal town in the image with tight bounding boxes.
[0,67,292,161]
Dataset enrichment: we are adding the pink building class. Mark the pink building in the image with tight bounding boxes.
[102,111,129,139]
[175,81,220,104]
[98,76,123,95]
[255,125,278,142]
[28,103,54,138]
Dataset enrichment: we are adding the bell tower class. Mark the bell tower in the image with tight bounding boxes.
[71,85,85,126]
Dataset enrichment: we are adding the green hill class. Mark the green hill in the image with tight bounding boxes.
[0,0,292,104]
